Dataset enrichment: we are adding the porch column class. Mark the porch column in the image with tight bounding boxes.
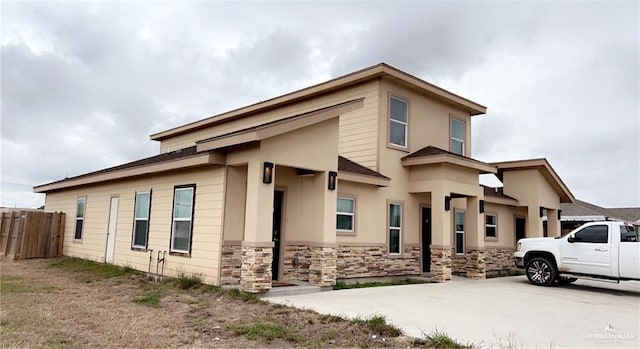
[240,160,275,293]
[527,206,544,238]
[547,208,560,237]
[308,171,338,287]
[430,187,452,282]
[465,196,486,279]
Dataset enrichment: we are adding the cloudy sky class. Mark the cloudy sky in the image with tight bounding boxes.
[2,1,638,208]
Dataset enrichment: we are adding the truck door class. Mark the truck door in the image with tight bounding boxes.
[560,224,612,276]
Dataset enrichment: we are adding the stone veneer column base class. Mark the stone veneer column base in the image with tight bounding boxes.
[309,246,337,287]
[240,246,273,293]
[430,247,452,282]
[220,244,243,286]
[465,249,486,280]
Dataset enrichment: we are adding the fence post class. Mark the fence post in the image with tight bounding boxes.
[57,213,66,257]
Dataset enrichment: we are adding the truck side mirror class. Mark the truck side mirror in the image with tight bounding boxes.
[567,235,575,243]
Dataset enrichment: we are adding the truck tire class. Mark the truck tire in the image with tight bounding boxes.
[525,257,557,286]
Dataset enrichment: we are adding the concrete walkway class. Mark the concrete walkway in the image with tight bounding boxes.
[265,276,640,348]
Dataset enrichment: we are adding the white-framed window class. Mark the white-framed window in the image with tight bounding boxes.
[389,96,408,147]
[132,191,151,249]
[336,197,355,232]
[389,203,402,254]
[451,117,465,155]
[455,211,465,255]
[74,197,86,240]
[485,214,497,239]
[170,186,195,254]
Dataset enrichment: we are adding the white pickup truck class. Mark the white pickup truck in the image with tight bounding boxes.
[514,221,640,286]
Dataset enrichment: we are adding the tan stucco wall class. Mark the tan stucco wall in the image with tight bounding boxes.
[159,81,380,170]
[483,202,519,248]
[502,170,560,210]
[222,165,247,242]
[379,78,472,156]
[44,166,225,285]
[334,179,432,248]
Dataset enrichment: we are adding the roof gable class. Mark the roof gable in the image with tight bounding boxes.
[150,63,487,141]
[492,158,575,203]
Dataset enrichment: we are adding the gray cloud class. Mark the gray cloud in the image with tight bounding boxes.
[1,1,638,208]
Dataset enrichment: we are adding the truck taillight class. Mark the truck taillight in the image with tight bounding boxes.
[517,242,522,251]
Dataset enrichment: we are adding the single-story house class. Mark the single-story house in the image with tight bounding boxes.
[34,63,575,293]
[559,200,640,234]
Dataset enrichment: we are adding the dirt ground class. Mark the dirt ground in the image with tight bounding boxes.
[0,258,423,348]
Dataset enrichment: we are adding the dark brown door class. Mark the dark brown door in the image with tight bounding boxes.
[515,217,526,242]
[421,207,432,272]
[272,190,284,281]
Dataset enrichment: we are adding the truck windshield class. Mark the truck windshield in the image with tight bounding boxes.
[620,225,638,242]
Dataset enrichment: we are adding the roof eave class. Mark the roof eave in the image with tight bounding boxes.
[150,63,486,141]
[402,155,497,174]
[33,153,225,193]
[338,171,390,187]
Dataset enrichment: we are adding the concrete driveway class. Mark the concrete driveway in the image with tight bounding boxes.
[265,276,640,348]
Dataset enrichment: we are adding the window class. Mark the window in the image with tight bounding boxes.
[455,211,465,254]
[451,117,465,155]
[132,191,151,249]
[485,214,497,239]
[170,186,195,253]
[389,203,402,254]
[620,225,637,242]
[74,197,86,240]
[389,96,408,147]
[336,197,355,232]
[572,225,608,244]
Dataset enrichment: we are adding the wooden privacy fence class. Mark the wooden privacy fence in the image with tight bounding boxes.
[0,211,65,260]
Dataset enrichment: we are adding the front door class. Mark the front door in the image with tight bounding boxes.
[105,196,118,264]
[515,216,526,243]
[272,190,284,280]
[421,206,432,272]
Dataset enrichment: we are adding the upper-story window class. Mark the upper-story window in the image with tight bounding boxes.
[389,96,408,148]
[451,117,465,155]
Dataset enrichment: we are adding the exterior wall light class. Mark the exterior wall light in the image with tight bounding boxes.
[539,207,545,218]
[328,171,337,190]
[444,196,451,211]
[263,162,274,184]
[558,209,562,220]
[479,200,485,214]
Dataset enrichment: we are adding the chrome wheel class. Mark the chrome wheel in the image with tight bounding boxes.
[525,257,557,286]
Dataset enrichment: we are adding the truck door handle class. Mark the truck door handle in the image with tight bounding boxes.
[594,248,608,252]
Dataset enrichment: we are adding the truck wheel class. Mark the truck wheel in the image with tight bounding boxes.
[525,257,557,286]
[556,276,578,285]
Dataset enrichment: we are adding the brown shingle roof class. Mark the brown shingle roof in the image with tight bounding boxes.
[338,156,389,179]
[37,146,199,187]
[482,185,517,201]
[402,145,491,165]
[37,148,389,189]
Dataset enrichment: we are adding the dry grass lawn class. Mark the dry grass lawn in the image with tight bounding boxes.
[0,257,450,348]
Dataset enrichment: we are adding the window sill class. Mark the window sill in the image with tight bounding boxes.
[72,239,82,244]
[131,246,148,252]
[336,230,356,236]
[169,251,190,258]
[484,237,498,242]
[387,143,410,153]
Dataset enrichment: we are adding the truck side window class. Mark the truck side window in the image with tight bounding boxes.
[620,225,638,242]
[573,225,608,243]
